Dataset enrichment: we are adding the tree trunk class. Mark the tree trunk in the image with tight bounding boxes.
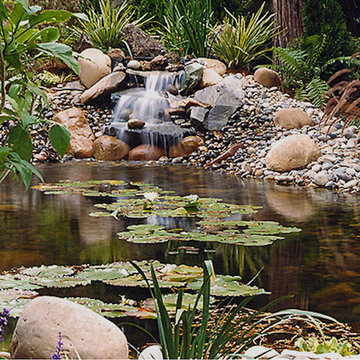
[272,0,304,49]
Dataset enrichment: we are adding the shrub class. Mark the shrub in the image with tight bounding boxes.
[212,3,278,71]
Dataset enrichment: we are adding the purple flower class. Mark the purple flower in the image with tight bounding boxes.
[0,308,10,342]
[50,332,63,360]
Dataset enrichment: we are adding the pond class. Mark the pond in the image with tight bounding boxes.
[1,161,360,348]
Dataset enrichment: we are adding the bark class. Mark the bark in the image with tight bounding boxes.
[272,0,304,49]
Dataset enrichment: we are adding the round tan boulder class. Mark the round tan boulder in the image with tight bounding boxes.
[10,296,128,360]
[198,58,227,76]
[274,108,314,129]
[265,134,320,172]
[127,118,145,129]
[79,48,111,88]
[93,135,130,161]
[169,136,204,158]
[254,68,281,88]
[129,144,165,161]
[200,68,223,88]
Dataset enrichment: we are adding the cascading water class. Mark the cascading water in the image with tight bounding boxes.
[108,71,189,151]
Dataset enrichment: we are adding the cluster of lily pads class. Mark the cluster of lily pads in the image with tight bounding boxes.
[0,261,268,318]
[33,180,301,247]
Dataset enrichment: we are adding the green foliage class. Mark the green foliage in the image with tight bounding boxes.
[0,0,75,187]
[72,0,147,52]
[295,337,356,356]
[160,0,212,57]
[303,0,355,64]
[212,3,278,71]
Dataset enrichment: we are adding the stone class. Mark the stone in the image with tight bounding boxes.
[10,296,128,360]
[200,68,223,88]
[93,135,129,161]
[113,63,126,72]
[150,55,168,70]
[254,68,281,88]
[179,62,204,96]
[79,48,111,89]
[122,23,167,58]
[139,345,163,360]
[169,136,203,158]
[107,48,125,62]
[73,33,93,53]
[265,135,320,172]
[128,144,165,161]
[198,58,227,76]
[79,71,126,104]
[167,84,178,96]
[314,171,329,186]
[127,60,141,70]
[54,108,95,158]
[274,108,314,129]
[190,107,209,131]
[141,61,152,71]
[244,346,279,359]
[128,118,145,129]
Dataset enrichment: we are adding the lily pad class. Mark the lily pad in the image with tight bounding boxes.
[0,289,38,317]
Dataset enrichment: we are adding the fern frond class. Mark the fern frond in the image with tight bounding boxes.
[305,78,329,108]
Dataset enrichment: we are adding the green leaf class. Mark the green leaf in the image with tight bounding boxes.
[28,27,60,44]
[27,83,49,106]
[8,125,33,161]
[48,125,70,157]
[9,2,26,25]
[29,10,72,26]
[0,1,9,21]
[0,146,10,162]
[37,43,80,74]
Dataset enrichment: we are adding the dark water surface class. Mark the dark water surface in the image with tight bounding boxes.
[1,161,360,335]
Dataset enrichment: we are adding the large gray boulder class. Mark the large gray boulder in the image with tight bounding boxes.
[80,71,126,104]
[11,296,128,360]
[79,48,111,88]
[265,135,320,172]
[274,108,314,129]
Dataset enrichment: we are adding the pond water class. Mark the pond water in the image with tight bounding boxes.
[1,161,360,345]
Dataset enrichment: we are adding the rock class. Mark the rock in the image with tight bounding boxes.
[113,63,126,72]
[200,68,223,88]
[10,296,128,360]
[169,136,203,158]
[167,84,178,95]
[265,135,320,172]
[79,71,126,104]
[127,118,145,129]
[314,171,329,186]
[122,24,167,58]
[254,68,281,88]
[54,108,95,158]
[198,58,227,76]
[274,108,315,129]
[139,345,163,360]
[243,346,279,359]
[128,144,165,161]
[179,62,204,96]
[127,60,141,70]
[150,55,168,70]
[190,107,209,131]
[93,135,129,161]
[107,48,125,62]
[141,61,152,71]
[79,48,111,89]
[73,33,93,53]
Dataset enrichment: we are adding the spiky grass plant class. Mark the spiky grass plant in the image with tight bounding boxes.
[212,3,278,71]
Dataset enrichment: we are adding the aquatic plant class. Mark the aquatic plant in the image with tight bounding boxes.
[295,337,356,356]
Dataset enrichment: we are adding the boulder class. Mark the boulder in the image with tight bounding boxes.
[139,345,163,360]
[80,71,126,104]
[93,135,129,161]
[10,296,128,360]
[150,55,168,70]
[190,107,209,131]
[169,136,203,158]
[122,24,167,58]
[198,58,226,76]
[128,144,165,161]
[200,68,222,88]
[107,48,125,62]
[274,108,314,129]
[79,48,111,89]
[265,135,320,172]
[180,62,204,96]
[128,118,145,129]
[54,108,95,158]
[254,68,281,88]
[127,59,142,70]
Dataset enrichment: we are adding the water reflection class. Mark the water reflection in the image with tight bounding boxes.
[1,162,360,329]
